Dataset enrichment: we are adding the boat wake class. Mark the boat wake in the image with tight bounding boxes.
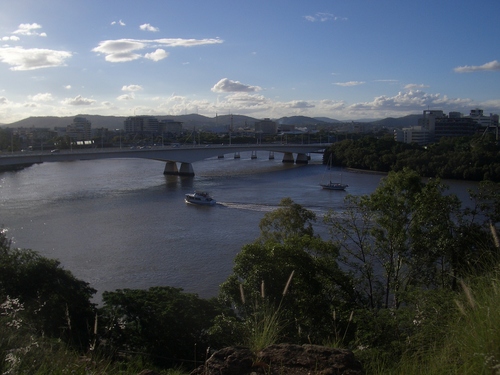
[217,202,277,213]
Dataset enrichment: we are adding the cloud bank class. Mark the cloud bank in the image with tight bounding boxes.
[92,38,223,63]
[454,60,500,73]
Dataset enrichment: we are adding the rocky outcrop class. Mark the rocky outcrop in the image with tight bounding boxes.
[190,344,363,375]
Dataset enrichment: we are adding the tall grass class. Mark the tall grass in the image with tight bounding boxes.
[367,225,500,375]
[241,271,294,353]
[0,296,184,374]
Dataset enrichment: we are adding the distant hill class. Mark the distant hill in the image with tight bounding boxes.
[2,113,422,131]
[371,114,421,128]
[278,116,331,125]
[313,117,342,123]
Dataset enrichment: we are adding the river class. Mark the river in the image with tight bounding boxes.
[0,151,478,301]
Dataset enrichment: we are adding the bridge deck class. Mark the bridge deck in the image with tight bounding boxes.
[0,143,328,175]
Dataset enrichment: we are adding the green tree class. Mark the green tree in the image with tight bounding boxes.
[100,286,228,368]
[219,198,354,344]
[258,197,317,243]
[325,169,465,309]
[0,229,96,349]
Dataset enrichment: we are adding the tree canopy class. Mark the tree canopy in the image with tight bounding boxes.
[328,134,500,181]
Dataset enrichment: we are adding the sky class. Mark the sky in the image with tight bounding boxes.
[1,0,499,124]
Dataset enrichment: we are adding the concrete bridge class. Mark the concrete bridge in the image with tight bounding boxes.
[0,144,328,176]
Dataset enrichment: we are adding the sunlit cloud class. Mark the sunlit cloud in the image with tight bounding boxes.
[0,47,72,70]
[454,60,500,73]
[211,78,262,93]
[92,38,222,63]
[2,36,20,42]
[144,49,168,61]
[29,93,54,102]
[334,81,365,87]
[122,85,143,92]
[64,85,71,89]
[117,93,135,101]
[61,95,96,105]
[140,23,159,32]
[12,23,46,37]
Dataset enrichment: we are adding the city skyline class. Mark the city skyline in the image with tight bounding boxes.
[1,0,499,124]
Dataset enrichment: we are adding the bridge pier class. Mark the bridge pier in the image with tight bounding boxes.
[295,153,309,164]
[163,161,195,176]
[282,152,294,163]
[163,161,179,175]
[179,162,195,176]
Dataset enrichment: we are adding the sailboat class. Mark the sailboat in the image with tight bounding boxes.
[320,155,348,191]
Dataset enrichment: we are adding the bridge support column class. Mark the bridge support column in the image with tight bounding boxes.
[251,150,257,159]
[282,152,294,163]
[163,161,195,176]
[269,151,274,160]
[295,153,309,164]
[178,162,195,176]
[163,161,179,175]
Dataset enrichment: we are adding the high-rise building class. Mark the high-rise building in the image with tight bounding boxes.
[124,116,160,134]
[159,119,183,135]
[254,118,277,134]
[66,116,91,141]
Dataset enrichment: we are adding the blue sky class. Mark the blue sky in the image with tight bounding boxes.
[1,0,499,124]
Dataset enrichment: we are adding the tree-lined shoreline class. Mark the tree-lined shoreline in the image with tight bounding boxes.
[2,166,500,374]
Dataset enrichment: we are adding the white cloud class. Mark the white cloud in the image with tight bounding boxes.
[111,20,126,26]
[92,39,145,62]
[2,36,20,41]
[144,48,168,61]
[404,83,429,90]
[64,85,71,89]
[12,23,46,36]
[61,95,96,106]
[211,78,262,93]
[140,23,159,32]
[454,60,500,73]
[347,90,473,114]
[304,13,347,22]
[0,96,8,105]
[117,93,135,101]
[122,85,143,92]
[29,93,54,102]
[153,38,223,47]
[334,81,365,87]
[92,38,222,62]
[0,47,72,70]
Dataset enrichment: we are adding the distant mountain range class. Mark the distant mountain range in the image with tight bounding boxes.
[1,113,423,131]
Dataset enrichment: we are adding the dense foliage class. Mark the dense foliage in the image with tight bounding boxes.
[99,287,231,368]
[328,134,500,181]
[0,232,96,348]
